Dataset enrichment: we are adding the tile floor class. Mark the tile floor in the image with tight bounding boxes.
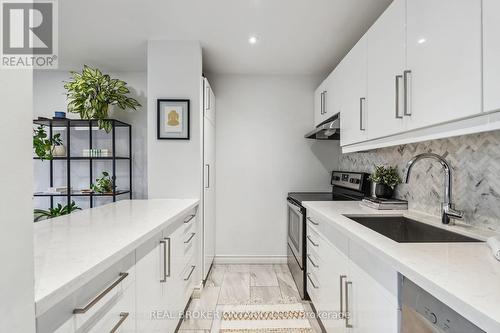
[178,264,323,333]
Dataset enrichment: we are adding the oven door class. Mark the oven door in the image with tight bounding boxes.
[287,199,304,268]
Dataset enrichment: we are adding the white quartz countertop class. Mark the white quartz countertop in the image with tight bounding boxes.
[302,201,500,333]
[34,199,199,316]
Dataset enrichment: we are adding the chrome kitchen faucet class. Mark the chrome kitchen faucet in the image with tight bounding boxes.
[405,153,464,225]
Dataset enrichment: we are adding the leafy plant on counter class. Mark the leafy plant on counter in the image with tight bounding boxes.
[369,165,402,189]
[34,201,81,222]
[64,65,141,133]
[91,171,115,193]
[33,125,63,160]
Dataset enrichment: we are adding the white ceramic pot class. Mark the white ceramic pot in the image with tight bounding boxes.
[52,145,66,157]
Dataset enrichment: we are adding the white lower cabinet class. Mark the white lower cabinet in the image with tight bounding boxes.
[306,213,398,333]
[47,209,199,333]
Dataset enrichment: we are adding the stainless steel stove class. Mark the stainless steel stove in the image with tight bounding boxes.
[286,171,370,300]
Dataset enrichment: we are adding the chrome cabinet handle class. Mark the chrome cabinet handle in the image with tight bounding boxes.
[307,217,319,226]
[307,273,319,289]
[184,214,196,224]
[359,98,366,131]
[160,237,171,282]
[395,75,403,119]
[307,254,319,268]
[205,86,210,110]
[322,91,327,114]
[205,164,210,188]
[306,235,319,247]
[184,232,196,244]
[320,91,324,114]
[73,273,128,314]
[339,275,347,318]
[110,312,129,333]
[404,70,412,116]
[345,280,353,328]
[184,265,196,281]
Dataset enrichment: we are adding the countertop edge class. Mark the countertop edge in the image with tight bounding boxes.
[34,199,199,317]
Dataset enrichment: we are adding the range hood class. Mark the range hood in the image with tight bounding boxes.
[304,113,340,140]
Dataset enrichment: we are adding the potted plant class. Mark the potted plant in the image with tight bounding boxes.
[91,171,115,194]
[33,125,64,160]
[64,65,141,133]
[368,165,402,199]
[34,201,81,222]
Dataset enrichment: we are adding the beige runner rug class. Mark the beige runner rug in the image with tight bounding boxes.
[214,303,314,333]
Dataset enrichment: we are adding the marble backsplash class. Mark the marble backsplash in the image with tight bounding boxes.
[338,130,500,232]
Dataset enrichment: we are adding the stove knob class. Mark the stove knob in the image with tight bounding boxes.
[428,312,437,324]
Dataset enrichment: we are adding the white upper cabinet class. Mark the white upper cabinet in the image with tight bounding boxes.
[405,0,482,129]
[340,36,368,147]
[366,0,406,140]
[483,0,500,113]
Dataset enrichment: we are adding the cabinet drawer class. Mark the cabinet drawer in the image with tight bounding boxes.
[180,256,197,304]
[307,212,349,257]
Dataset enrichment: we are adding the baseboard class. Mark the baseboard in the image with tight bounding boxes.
[214,255,287,264]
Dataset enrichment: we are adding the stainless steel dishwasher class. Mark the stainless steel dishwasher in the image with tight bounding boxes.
[401,277,485,333]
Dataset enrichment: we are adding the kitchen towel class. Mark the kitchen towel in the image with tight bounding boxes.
[486,236,500,261]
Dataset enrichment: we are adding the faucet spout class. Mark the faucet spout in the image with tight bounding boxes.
[404,153,464,224]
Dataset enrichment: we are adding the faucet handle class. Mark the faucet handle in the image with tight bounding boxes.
[444,205,464,220]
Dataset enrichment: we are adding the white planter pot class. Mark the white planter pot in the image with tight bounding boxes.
[52,145,66,157]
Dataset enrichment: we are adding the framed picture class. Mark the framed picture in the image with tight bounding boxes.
[157,99,190,140]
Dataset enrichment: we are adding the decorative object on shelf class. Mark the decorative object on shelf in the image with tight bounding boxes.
[157,99,190,140]
[33,125,63,160]
[53,111,66,119]
[34,201,81,222]
[91,171,115,194]
[83,148,112,157]
[368,165,402,199]
[64,65,141,133]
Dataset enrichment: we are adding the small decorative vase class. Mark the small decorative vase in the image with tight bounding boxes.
[52,145,66,157]
[371,182,394,199]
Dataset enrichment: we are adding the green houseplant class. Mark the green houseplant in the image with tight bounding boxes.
[64,65,141,132]
[91,171,115,193]
[368,165,402,198]
[34,201,81,222]
[33,125,63,160]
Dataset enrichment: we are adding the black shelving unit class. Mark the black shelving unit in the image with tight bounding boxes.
[33,118,132,209]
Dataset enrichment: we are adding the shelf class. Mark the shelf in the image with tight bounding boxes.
[33,118,131,128]
[33,190,131,197]
[33,156,130,160]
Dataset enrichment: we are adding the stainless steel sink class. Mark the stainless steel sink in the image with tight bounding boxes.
[344,215,482,243]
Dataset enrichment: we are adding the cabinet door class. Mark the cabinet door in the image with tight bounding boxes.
[135,232,169,332]
[405,0,482,128]
[203,107,216,280]
[483,0,500,112]
[340,36,368,147]
[366,0,406,140]
[346,262,398,333]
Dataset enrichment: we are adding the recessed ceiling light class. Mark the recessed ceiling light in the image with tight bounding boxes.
[248,36,258,45]
[417,38,427,44]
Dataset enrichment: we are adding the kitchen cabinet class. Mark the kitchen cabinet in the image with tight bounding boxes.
[366,0,406,140]
[339,36,367,146]
[314,79,330,126]
[483,0,500,113]
[306,213,398,333]
[203,78,216,281]
[405,0,482,129]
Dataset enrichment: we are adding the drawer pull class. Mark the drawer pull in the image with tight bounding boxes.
[307,235,319,247]
[307,217,319,226]
[73,272,128,314]
[306,273,319,289]
[307,254,319,268]
[184,232,196,244]
[110,312,129,333]
[339,275,347,318]
[184,214,196,224]
[184,265,196,281]
[345,280,353,328]
[160,237,171,283]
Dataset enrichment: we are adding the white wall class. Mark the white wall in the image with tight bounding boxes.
[0,70,35,332]
[33,70,148,209]
[210,74,340,261]
[147,41,203,199]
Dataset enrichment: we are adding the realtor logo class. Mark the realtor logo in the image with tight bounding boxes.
[1,0,58,68]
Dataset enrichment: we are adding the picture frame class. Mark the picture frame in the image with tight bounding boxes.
[157,99,190,140]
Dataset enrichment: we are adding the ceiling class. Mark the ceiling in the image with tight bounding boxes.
[58,0,392,75]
